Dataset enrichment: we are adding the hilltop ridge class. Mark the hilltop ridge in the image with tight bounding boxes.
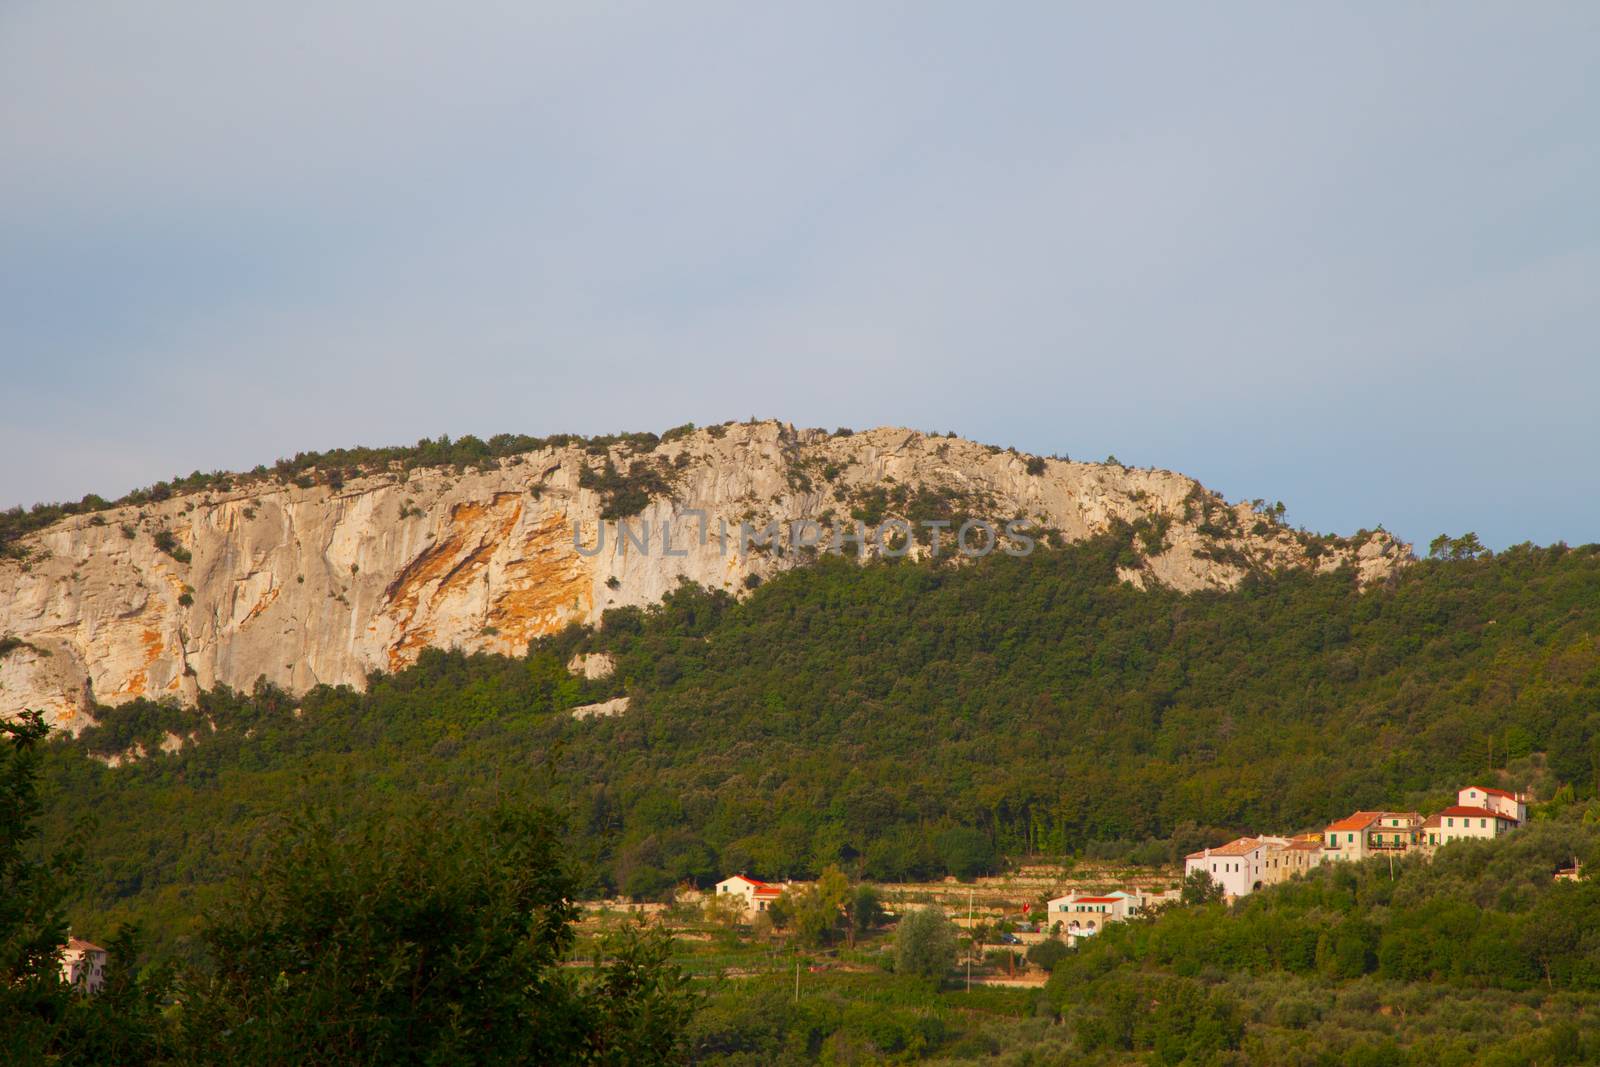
[0,421,1408,730]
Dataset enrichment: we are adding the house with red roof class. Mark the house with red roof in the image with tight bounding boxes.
[1183,836,1291,898]
[1427,805,1518,846]
[1322,812,1383,862]
[1046,889,1147,938]
[713,874,785,918]
[61,937,106,993]
[1322,811,1423,862]
[1458,785,1527,824]
[1261,834,1327,886]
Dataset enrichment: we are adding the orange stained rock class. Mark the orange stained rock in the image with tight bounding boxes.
[381,493,525,670]
[486,513,594,652]
[118,626,167,698]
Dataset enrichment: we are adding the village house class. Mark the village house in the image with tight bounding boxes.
[1428,805,1518,845]
[1184,785,1528,900]
[1260,834,1326,886]
[1184,836,1290,897]
[1457,785,1527,824]
[1046,889,1147,937]
[712,874,785,918]
[1323,811,1381,861]
[61,938,107,994]
[1368,811,1424,853]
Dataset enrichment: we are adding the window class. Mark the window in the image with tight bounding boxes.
[1447,818,1454,827]
[1347,833,1354,844]
[1480,819,1487,829]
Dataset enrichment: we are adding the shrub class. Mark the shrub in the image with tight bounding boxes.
[1026,938,1069,972]
[151,530,191,564]
[894,907,957,982]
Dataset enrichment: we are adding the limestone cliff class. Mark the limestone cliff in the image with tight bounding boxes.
[0,422,1409,730]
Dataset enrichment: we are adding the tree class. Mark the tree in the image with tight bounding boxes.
[934,827,996,881]
[848,885,884,940]
[48,924,175,1064]
[702,889,748,930]
[894,907,957,983]
[2,711,176,1063]
[1,711,76,1063]
[1181,869,1224,906]
[180,805,698,1065]
[784,864,851,947]
[1428,532,1490,561]
[1026,937,1069,973]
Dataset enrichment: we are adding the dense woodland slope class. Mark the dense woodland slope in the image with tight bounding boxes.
[31,530,1600,955]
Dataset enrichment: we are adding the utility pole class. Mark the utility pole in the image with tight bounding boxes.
[794,951,800,1002]
[966,888,974,993]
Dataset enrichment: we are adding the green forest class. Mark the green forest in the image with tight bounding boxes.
[24,529,1600,950]
[9,527,1600,1062]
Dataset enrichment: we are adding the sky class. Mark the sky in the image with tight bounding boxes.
[2,3,1596,550]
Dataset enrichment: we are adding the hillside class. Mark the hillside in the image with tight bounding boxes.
[0,422,1406,731]
[36,532,1600,952]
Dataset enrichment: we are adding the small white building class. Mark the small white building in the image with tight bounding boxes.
[1457,785,1526,824]
[712,874,784,918]
[1431,805,1518,845]
[1046,889,1147,937]
[61,938,107,993]
[1184,836,1290,898]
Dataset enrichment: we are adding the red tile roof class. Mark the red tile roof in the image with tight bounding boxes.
[725,875,776,889]
[1465,785,1517,799]
[65,938,105,954]
[1439,805,1517,821]
[1210,836,1266,857]
[1325,811,1383,833]
[1072,896,1122,904]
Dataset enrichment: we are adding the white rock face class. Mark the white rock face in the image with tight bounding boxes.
[570,697,630,721]
[567,653,616,680]
[0,422,1408,731]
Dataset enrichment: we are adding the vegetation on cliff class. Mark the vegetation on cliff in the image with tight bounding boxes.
[0,426,697,553]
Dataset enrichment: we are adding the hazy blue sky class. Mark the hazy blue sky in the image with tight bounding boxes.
[3,3,1596,549]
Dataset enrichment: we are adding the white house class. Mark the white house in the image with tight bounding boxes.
[1183,836,1290,897]
[1431,805,1518,845]
[61,938,107,993]
[712,874,784,917]
[1457,785,1526,824]
[1046,889,1148,937]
